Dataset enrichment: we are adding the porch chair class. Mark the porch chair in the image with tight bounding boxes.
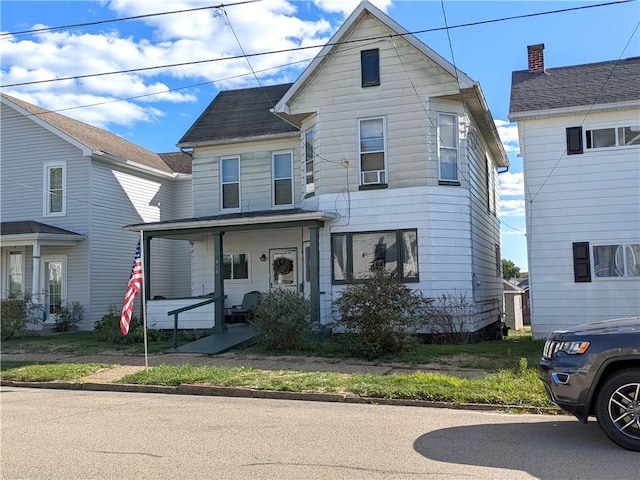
[231,291,261,323]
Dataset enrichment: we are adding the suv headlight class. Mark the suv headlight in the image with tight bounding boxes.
[558,341,590,355]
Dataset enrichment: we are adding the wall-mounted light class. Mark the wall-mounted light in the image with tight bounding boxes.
[259,254,267,262]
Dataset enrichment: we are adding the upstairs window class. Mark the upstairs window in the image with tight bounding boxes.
[273,151,293,206]
[359,117,386,186]
[44,162,65,216]
[221,156,240,210]
[361,49,380,87]
[585,125,640,150]
[304,129,314,196]
[438,113,459,183]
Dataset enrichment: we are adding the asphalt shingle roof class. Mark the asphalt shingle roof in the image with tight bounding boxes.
[2,93,184,175]
[509,56,640,115]
[178,84,298,146]
[0,221,82,236]
[159,152,192,174]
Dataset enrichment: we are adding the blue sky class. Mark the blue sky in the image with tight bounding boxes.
[2,0,639,271]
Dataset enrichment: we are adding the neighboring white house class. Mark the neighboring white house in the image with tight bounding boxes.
[129,1,509,338]
[0,93,192,329]
[509,45,640,338]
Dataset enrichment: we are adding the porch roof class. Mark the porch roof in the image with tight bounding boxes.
[0,221,85,245]
[124,208,337,240]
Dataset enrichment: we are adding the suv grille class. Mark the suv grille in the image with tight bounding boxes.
[543,340,561,359]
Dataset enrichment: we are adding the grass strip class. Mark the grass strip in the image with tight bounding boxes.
[120,364,552,408]
[1,362,111,382]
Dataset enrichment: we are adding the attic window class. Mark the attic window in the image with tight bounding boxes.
[361,49,380,87]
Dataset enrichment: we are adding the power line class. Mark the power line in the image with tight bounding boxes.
[0,0,264,38]
[1,0,631,89]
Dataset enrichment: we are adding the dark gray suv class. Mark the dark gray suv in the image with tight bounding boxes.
[538,317,640,451]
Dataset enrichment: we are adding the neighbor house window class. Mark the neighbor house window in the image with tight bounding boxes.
[438,113,459,183]
[331,229,418,283]
[586,125,640,149]
[304,129,314,195]
[221,156,240,210]
[8,250,24,296]
[359,117,386,186]
[44,162,66,215]
[273,151,293,206]
[222,254,249,280]
[361,49,380,87]
[593,243,640,278]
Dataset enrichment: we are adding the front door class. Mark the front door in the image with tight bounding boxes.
[270,248,297,292]
[41,256,65,322]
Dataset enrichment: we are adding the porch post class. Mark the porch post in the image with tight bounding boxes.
[212,231,226,333]
[309,225,320,324]
[31,242,41,302]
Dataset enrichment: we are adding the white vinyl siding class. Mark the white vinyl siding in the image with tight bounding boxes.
[518,110,640,337]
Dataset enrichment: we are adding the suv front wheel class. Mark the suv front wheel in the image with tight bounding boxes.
[595,369,640,451]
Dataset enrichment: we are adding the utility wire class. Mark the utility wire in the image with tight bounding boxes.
[1,0,632,89]
[0,0,264,38]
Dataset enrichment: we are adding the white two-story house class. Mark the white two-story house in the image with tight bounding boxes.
[0,93,192,329]
[509,45,640,338]
[130,1,508,338]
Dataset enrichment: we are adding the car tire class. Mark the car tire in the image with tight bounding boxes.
[595,369,640,451]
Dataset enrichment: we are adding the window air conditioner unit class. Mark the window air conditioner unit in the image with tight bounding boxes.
[361,170,385,185]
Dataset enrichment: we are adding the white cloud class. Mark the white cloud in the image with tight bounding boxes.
[500,199,525,217]
[499,171,524,197]
[495,119,519,154]
[313,0,392,15]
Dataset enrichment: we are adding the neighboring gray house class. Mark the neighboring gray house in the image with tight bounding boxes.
[129,1,509,338]
[0,93,192,329]
[509,45,640,338]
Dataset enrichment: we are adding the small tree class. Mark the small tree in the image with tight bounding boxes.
[332,268,431,360]
[251,289,312,350]
[502,259,521,280]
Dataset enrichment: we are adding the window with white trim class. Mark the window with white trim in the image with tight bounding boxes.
[438,113,459,183]
[222,254,249,280]
[586,125,640,149]
[303,129,314,195]
[331,230,418,283]
[359,117,386,186]
[221,156,240,210]
[593,243,640,278]
[44,162,66,215]
[8,249,24,296]
[272,151,293,206]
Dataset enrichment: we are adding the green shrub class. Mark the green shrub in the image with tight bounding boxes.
[332,268,431,360]
[1,292,42,340]
[94,306,166,344]
[55,301,85,332]
[251,289,312,350]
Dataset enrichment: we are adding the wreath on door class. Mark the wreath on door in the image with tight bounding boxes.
[273,256,294,276]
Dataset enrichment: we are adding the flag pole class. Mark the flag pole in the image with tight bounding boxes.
[140,230,149,371]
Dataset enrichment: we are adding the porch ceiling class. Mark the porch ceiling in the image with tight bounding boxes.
[124,208,337,240]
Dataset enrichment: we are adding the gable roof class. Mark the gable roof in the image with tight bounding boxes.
[1,93,178,175]
[177,83,298,147]
[159,152,192,174]
[272,1,507,167]
[509,56,640,118]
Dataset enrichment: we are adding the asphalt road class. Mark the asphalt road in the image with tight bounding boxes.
[1,387,638,480]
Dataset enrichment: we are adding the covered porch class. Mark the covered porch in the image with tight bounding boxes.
[126,208,336,354]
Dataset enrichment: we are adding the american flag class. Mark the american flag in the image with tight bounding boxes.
[120,241,142,335]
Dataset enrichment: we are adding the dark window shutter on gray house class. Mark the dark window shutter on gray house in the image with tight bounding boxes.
[573,242,591,282]
[566,127,583,155]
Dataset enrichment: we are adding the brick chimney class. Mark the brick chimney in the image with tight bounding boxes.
[527,44,545,73]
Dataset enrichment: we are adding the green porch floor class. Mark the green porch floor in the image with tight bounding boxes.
[167,324,259,355]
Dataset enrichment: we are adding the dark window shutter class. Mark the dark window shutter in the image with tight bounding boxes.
[573,242,591,282]
[566,127,583,155]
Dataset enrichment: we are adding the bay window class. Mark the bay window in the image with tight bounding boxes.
[359,117,386,186]
[438,113,459,183]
